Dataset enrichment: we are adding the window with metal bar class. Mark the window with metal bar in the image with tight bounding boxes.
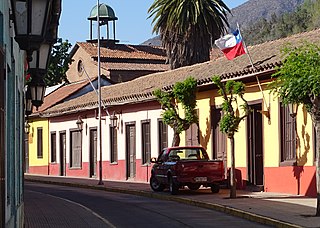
[280,104,296,163]
[50,132,56,163]
[70,130,82,168]
[110,126,118,163]
[158,119,168,154]
[37,128,43,158]
[142,120,151,164]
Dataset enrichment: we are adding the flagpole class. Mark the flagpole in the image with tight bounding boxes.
[236,23,255,68]
[237,23,270,116]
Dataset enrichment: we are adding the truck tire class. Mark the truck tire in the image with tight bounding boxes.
[187,184,201,191]
[150,175,165,192]
[211,184,220,193]
[169,176,179,195]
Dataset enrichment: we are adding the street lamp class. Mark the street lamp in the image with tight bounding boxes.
[29,42,51,71]
[110,112,118,128]
[25,86,33,115]
[28,76,46,109]
[11,0,53,61]
[288,103,299,118]
[27,41,51,109]
[24,121,30,134]
[76,116,84,131]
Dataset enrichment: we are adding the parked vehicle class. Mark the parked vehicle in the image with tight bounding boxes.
[150,146,225,195]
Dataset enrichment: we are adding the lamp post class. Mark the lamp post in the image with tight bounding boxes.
[96,0,103,185]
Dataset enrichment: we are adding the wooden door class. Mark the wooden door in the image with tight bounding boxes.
[126,124,136,179]
[24,134,29,173]
[89,128,97,178]
[247,103,264,186]
[59,131,66,176]
[185,123,199,146]
[212,108,227,177]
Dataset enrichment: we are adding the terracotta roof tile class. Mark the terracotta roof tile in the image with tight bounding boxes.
[77,42,166,60]
[98,61,169,71]
[42,29,320,117]
[34,79,91,113]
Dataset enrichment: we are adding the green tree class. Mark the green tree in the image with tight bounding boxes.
[212,76,250,198]
[45,38,72,86]
[154,77,198,146]
[148,0,230,70]
[270,42,320,216]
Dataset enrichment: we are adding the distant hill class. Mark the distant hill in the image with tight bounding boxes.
[228,0,305,29]
[141,35,161,46]
[141,0,305,46]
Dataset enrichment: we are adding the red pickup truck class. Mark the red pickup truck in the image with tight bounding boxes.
[150,146,224,195]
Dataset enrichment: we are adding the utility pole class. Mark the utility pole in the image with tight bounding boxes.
[97,0,103,185]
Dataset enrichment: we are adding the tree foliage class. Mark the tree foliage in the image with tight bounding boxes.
[148,0,230,69]
[242,0,320,46]
[270,42,320,216]
[153,77,198,146]
[45,38,72,86]
[212,76,249,138]
[270,42,320,114]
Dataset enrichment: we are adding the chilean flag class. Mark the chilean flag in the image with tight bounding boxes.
[214,29,246,60]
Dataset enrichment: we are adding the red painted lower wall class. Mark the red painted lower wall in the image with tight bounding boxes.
[264,166,316,197]
[49,163,60,175]
[28,166,49,175]
[31,159,151,183]
[28,161,317,197]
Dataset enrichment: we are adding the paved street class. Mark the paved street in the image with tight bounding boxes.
[25,182,270,228]
[25,188,111,227]
[25,175,320,228]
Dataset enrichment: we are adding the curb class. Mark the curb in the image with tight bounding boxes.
[25,177,301,228]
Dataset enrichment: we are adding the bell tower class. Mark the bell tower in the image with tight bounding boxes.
[87,3,119,46]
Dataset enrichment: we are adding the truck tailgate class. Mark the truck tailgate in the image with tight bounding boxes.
[176,160,224,182]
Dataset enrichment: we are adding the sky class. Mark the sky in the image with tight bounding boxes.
[59,0,248,46]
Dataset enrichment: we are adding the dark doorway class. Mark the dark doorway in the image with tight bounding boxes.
[247,103,264,187]
[89,128,97,178]
[126,123,136,179]
[59,131,66,176]
[185,122,199,146]
[211,108,227,178]
[185,110,199,146]
[25,134,29,173]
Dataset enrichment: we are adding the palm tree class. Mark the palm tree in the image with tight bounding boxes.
[148,0,230,69]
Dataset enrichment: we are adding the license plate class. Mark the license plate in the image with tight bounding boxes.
[194,177,207,182]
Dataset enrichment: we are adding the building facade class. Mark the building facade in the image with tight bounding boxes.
[1,1,26,226]
[27,29,320,197]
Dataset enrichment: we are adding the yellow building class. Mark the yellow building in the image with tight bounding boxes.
[27,118,50,175]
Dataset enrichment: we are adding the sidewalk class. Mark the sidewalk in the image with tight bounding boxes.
[24,174,320,228]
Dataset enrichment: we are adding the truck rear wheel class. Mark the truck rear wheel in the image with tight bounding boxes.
[211,184,220,193]
[169,177,179,195]
[150,175,165,192]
